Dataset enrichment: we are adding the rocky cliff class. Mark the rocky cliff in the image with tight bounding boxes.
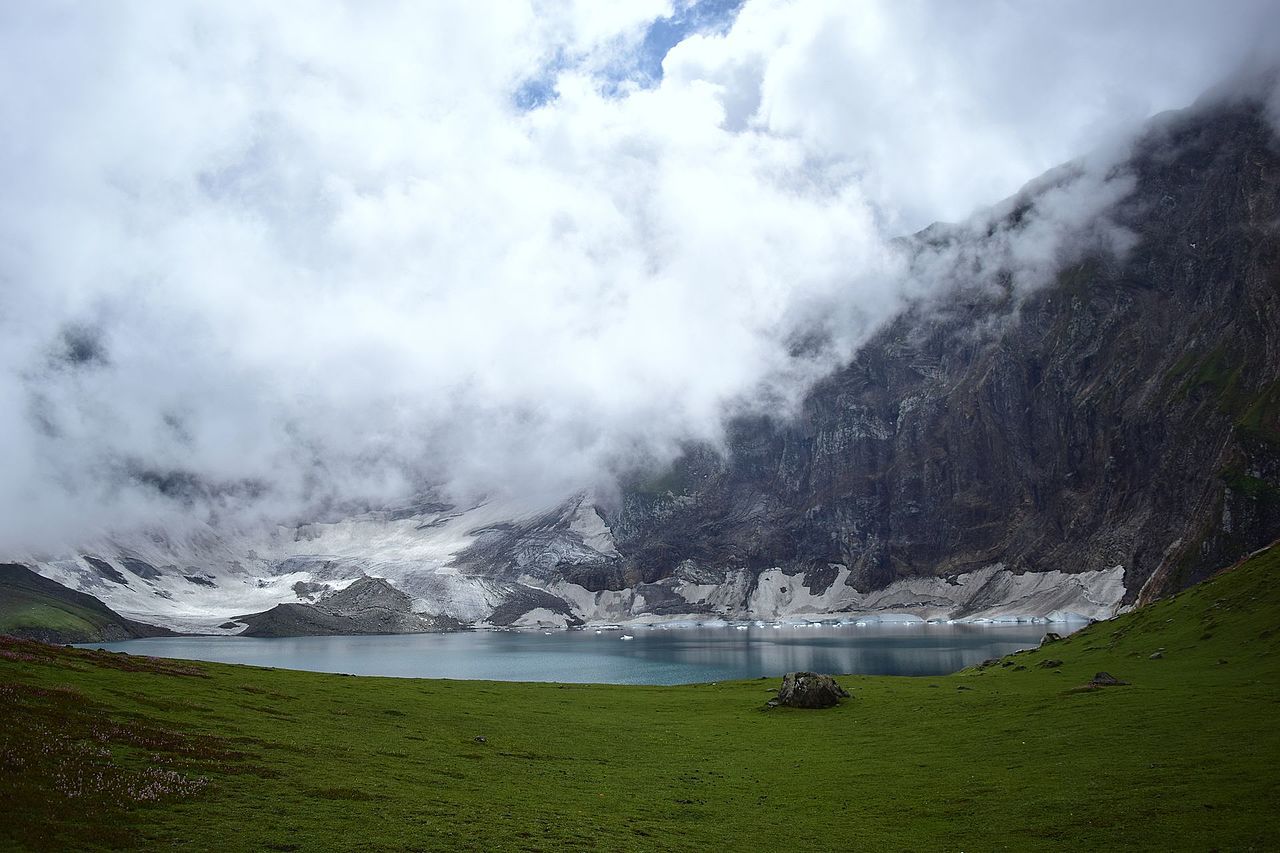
[601,96,1280,604]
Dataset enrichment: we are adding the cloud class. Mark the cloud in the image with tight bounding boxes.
[0,0,1276,549]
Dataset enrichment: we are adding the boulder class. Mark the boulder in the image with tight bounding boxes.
[767,672,850,709]
[1088,672,1129,687]
[1037,659,1063,669]
[1041,632,1064,645]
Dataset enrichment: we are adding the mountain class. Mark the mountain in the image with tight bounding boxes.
[595,94,1280,605]
[5,540,1280,849]
[7,94,1278,633]
[233,576,465,637]
[0,563,174,643]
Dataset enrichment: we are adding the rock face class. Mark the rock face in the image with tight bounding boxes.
[236,576,463,638]
[601,95,1280,605]
[768,672,851,709]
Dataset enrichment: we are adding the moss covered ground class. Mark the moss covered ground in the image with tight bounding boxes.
[3,546,1280,851]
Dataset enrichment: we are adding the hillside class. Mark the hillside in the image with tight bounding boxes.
[0,563,173,643]
[3,544,1278,851]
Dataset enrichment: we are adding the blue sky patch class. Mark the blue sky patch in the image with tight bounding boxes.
[514,0,746,109]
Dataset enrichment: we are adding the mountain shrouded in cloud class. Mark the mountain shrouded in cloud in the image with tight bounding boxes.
[1,0,1278,550]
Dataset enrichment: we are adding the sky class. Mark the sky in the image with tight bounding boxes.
[1,0,1278,549]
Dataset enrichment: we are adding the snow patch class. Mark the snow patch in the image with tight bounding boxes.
[509,608,572,629]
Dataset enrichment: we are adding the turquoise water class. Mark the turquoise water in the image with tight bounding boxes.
[80,621,1062,685]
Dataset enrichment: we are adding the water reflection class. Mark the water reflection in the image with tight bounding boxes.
[81,621,1071,685]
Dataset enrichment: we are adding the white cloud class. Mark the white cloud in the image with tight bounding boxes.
[668,0,1280,229]
[0,0,1276,548]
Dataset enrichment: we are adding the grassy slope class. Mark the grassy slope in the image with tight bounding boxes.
[0,593,107,638]
[3,548,1280,852]
[0,564,170,643]
[0,587,126,643]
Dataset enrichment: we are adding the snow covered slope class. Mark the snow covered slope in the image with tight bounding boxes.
[11,490,1125,632]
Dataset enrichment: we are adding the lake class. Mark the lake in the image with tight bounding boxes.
[80,621,1065,684]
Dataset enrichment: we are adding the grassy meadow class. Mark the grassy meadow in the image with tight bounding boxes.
[2,547,1279,851]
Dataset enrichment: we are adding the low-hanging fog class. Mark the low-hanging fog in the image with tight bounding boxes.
[1,0,1278,550]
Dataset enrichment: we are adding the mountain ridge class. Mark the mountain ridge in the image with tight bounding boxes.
[598,94,1280,601]
[6,94,1277,633]
[0,563,174,643]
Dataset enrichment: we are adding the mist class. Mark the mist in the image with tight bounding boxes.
[1,0,1277,550]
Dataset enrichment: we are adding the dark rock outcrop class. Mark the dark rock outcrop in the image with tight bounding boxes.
[484,584,582,628]
[323,575,413,612]
[767,671,851,708]
[119,557,162,580]
[82,555,129,586]
[291,580,327,600]
[601,95,1280,604]
[236,576,463,637]
[1088,672,1129,687]
[450,495,621,589]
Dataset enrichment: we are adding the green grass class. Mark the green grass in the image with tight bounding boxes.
[1171,343,1247,414]
[0,590,121,639]
[4,547,1280,852]
[1220,465,1280,501]
[1170,347,1280,450]
[1237,380,1280,448]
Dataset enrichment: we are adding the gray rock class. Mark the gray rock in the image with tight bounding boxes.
[291,580,327,600]
[82,555,129,586]
[1149,651,1164,660]
[601,98,1280,606]
[1037,659,1063,669]
[1041,633,1064,645]
[236,576,467,637]
[766,672,850,709]
[119,557,163,580]
[1088,672,1129,687]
